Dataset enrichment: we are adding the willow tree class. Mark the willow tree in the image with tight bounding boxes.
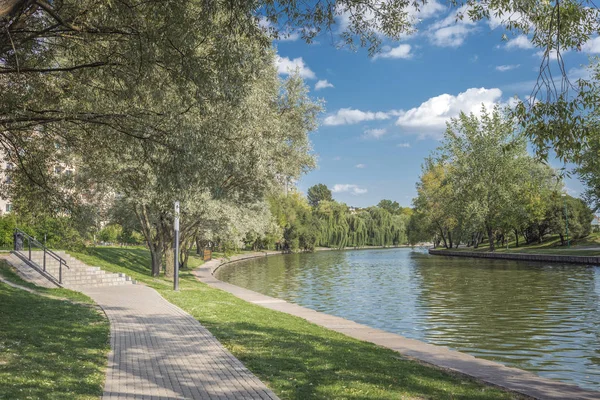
[347,212,367,248]
[315,200,349,249]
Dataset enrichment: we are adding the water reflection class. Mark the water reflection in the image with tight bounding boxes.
[216,248,600,391]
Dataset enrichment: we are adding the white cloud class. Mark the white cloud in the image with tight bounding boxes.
[397,142,411,148]
[258,17,300,41]
[275,56,316,79]
[332,184,368,195]
[429,5,475,30]
[315,79,334,90]
[410,1,446,21]
[363,128,387,139]
[487,10,529,30]
[430,25,474,47]
[583,37,600,53]
[505,35,533,50]
[395,87,503,137]
[373,44,413,60]
[496,64,520,72]
[428,5,477,47]
[323,108,393,126]
[355,164,366,168]
[534,48,568,59]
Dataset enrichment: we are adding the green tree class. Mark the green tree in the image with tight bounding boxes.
[98,224,122,244]
[307,184,333,208]
[377,199,402,215]
[441,107,528,251]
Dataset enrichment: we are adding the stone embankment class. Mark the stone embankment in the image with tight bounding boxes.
[429,248,600,265]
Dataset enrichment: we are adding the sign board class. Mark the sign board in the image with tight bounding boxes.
[203,249,212,261]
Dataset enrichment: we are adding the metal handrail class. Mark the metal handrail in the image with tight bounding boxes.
[14,228,69,284]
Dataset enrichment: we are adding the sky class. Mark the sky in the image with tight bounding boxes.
[269,5,599,208]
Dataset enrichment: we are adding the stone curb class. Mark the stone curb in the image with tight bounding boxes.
[429,249,600,265]
[194,251,600,400]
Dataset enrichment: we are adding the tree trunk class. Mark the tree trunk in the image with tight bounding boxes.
[473,232,481,248]
[514,229,519,247]
[149,243,162,277]
[134,204,164,277]
[448,230,453,249]
[559,233,565,246]
[487,227,495,252]
[165,246,174,278]
[196,236,202,255]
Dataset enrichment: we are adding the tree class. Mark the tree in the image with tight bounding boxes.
[546,195,594,245]
[98,224,122,244]
[3,0,597,172]
[440,107,528,251]
[412,159,458,249]
[377,199,402,215]
[307,184,332,208]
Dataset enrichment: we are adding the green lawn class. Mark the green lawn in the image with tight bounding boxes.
[73,247,520,400]
[440,232,600,255]
[0,263,109,399]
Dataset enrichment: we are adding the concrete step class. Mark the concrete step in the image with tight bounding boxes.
[65,280,133,289]
[11,250,136,289]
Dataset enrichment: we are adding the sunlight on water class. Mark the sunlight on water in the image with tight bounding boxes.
[216,248,600,391]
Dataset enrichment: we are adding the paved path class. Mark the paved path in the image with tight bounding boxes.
[82,284,279,400]
[197,252,600,400]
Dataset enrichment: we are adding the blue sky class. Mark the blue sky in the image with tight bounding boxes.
[269,5,599,208]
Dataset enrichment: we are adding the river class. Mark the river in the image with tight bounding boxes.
[215,248,600,391]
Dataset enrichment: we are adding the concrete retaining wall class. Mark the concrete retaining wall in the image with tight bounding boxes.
[429,249,600,265]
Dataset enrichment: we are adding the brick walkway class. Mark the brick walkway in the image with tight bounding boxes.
[82,284,279,400]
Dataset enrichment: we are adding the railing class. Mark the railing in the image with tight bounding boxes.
[13,228,69,284]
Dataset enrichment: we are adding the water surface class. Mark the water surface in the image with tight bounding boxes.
[216,248,600,391]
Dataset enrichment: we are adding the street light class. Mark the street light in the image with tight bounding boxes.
[561,193,570,248]
[174,201,180,291]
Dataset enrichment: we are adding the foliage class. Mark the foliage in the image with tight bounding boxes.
[410,107,595,251]
[307,184,333,207]
[98,224,122,244]
[0,213,86,249]
[269,189,409,250]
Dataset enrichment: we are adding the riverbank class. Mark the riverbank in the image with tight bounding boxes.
[71,247,522,399]
[202,251,600,400]
[429,248,600,265]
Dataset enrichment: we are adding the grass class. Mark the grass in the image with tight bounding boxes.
[438,232,600,256]
[0,263,109,399]
[74,246,520,400]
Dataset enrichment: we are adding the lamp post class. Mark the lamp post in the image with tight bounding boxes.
[561,193,570,248]
[174,201,180,291]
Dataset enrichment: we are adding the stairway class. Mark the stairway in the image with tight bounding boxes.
[11,250,136,289]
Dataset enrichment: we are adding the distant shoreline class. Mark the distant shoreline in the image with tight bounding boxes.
[429,248,600,265]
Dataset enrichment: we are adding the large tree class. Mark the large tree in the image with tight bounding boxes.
[307,184,333,207]
[3,0,599,166]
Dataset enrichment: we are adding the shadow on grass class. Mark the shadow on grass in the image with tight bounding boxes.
[196,319,516,400]
[0,283,109,399]
[161,283,517,400]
